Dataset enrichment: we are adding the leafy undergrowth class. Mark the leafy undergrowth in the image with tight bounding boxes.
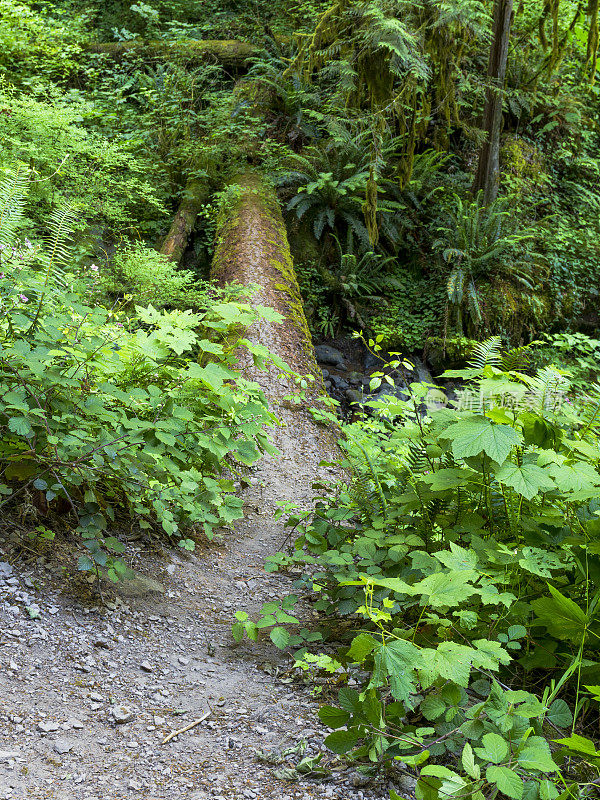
[0,168,285,582]
[236,338,600,799]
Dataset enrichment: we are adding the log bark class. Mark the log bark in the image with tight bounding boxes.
[85,39,257,69]
[159,179,207,264]
[211,172,325,400]
[473,0,514,205]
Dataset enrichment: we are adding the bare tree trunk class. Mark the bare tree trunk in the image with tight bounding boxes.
[473,0,514,204]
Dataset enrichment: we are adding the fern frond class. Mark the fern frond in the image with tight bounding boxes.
[0,164,29,250]
[468,336,502,369]
[501,343,536,372]
[40,201,79,285]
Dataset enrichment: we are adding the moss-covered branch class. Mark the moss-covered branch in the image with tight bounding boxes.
[85,39,257,68]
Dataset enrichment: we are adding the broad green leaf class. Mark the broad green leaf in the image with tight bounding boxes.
[442,417,522,464]
[435,543,478,572]
[476,732,509,764]
[347,632,378,663]
[421,468,473,491]
[495,463,554,500]
[486,765,523,799]
[518,547,563,578]
[324,728,360,754]
[531,585,588,642]
[517,742,558,773]
[269,626,290,649]
[545,699,572,729]
[420,695,446,721]
[412,571,478,608]
[318,706,350,728]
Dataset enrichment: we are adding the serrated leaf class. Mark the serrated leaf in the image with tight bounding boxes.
[411,571,478,608]
[269,626,290,649]
[531,585,588,642]
[461,742,480,779]
[546,699,572,729]
[324,728,360,754]
[486,765,523,799]
[443,417,522,464]
[347,632,378,663]
[517,742,558,773]
[318,706,350,729]
[496,463,554,500]
[420,695,446,721]
[476,732,509,764]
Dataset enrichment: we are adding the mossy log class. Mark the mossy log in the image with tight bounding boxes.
[160,179,207,264]
[85,39,257,68]
[211,172,325,400]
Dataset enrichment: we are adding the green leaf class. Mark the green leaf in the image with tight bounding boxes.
[553,733,600,757]
[435,543,478,572]
[420,695,446,721]
[324,728,360,754]
[517,742,558,773]
[347,632,378,663]
[538,779,559,800]
[8,415,32,436]
[495,463,554,500]
[476,732,509,764]
[411,571,478,609]
[442,417,522,464]
[545,699,572,729]
[269,627,290,649]
[486,765,523,799]
[77,555,94,572]
[461,742,480,780]
[318,706,350,729]
[530,585,588,643]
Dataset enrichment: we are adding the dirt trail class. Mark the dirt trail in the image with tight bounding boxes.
[0,177,393,800]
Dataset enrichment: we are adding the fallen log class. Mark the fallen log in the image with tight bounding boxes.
[210,172,324,400]
[159,178,207,264]
[85,39,257,69]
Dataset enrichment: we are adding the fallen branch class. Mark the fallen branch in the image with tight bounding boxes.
[85,39,257,69]
[161,710,211,744]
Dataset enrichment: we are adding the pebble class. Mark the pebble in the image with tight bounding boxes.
[0,751,20,762]
[140,660,153,672]
[111,706,135,724]
[53,740,73,755]
[37,721,59,733]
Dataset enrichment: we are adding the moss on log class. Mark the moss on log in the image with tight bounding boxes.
[85,39,257,68]
[211,172,324,400]
[160,179,207,264]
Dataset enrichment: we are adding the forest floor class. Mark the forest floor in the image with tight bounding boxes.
[0,402,397,800]
[0,195,401,800]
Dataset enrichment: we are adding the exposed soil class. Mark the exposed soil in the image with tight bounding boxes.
[0,183,397,800]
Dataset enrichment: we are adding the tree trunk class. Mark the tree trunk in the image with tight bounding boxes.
[85,39,257,69]
[211,172,325,400]
[473,0,514,205]
[159,179,207,264]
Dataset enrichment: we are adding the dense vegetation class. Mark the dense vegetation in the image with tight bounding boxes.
[3,0,600,797]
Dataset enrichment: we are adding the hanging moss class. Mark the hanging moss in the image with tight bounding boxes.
[364,166,379,246]
[587,0,600,82]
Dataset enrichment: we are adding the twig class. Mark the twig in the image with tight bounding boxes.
[161,710,211,744]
